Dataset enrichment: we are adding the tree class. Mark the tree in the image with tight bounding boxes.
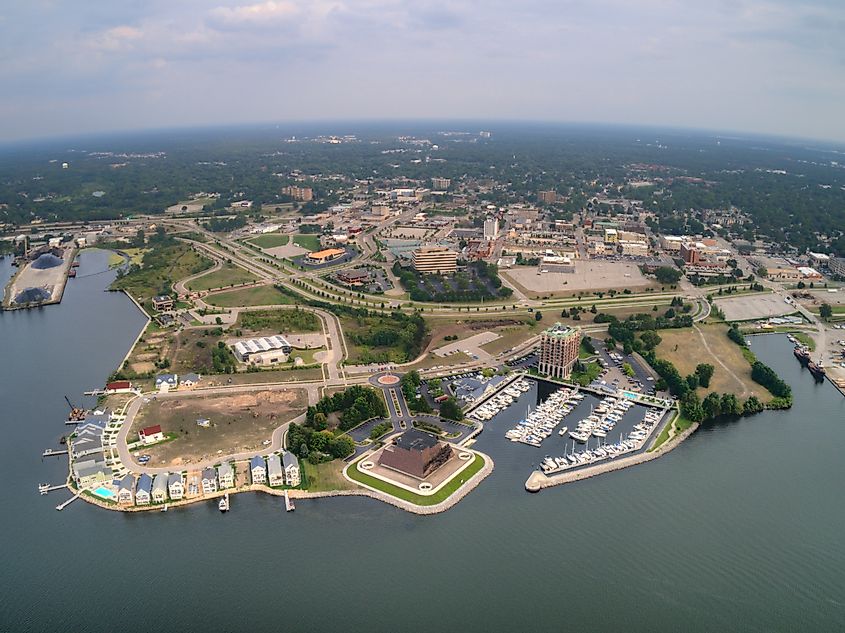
[743,395,764,414]
[756,266,768,278]
[534,311,543,321]
[654,266,682,284]
[819,303,833,319]
[695,363,715,388]
[702,392,723,418]
[439,397,463,421]
[640,330,662,350]
[686,373,700,390]
[720,393,742,415]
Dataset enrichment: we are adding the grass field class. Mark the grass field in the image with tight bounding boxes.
[302,460,358,492]
[346,453,485,506]
[205,285,295,307]
[112,242,213,305]
[187,263,258,291]
[248,233,290,249]
[238,308,321,334]
[108,247,147,268]
[293,234,321,251]
[131,389,307,468]
[656,323,768,399]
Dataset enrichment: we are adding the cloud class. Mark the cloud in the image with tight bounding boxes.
[86,25,144,51]
[209,1,301,26]
[0,0,844,142]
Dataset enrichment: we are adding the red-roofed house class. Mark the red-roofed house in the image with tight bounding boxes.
[105,380,133,394]
[139,425,165,445]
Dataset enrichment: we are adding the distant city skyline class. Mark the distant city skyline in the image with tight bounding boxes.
[2,0,844,143]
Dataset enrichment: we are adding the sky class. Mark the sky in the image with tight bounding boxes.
[1,0,844,143]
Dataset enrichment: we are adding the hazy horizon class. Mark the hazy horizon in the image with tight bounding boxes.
[2,1,844,143]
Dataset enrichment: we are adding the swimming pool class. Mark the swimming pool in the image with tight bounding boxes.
[93,487,115,499]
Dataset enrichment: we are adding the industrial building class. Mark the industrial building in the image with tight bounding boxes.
[411,246,457,274]
[537,323,582,380]
[232,335,293,365]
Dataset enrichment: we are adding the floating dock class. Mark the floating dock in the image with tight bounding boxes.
[42,448,68,457]
[284,489,295,511]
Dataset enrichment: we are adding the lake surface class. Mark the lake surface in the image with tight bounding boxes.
[1,250,843,633]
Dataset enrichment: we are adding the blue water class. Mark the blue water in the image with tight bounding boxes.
[1,249,844,632]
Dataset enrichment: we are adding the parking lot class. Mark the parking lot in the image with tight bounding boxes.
[715,293,796,321]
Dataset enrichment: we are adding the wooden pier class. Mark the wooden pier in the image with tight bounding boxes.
[284,489,295,512]
[38,483,68,495]
[56,489,84,511]
[42,448,68,457]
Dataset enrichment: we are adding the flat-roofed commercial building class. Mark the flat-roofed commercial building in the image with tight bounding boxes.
[538,323,581,380]
[305,248,345,265]
[412,246,457,274]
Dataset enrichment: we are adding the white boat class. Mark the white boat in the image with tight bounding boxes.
[218,493,229,513]
[161,504,168,512]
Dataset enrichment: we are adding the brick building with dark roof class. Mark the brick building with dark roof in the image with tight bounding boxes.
[378,429,452,479]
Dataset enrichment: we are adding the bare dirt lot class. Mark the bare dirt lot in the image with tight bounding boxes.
[132,389,307,467]
[715,294,795,321]
[502,260,653,297]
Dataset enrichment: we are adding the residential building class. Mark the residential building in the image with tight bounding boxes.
[152,473,169,503]
[117,474,135,504]
[603,228,619,244]
[180,373,201,388]
[155,374,178,391]
[431,177,451,190]
[538,323,582,380]
[830,257,845,278]
[411,246,457,274]
[201,467,218,494]
[135,474,152,505]
[538,190,557,204]
[70,427,104,459]
[250,456,267,484]
[282,185,313,201]
[379,429,453,479]
[152,295,174,311]
[283,452,301,487]
[232,335,293,366]
[218,462,235,489]
[139,424,165,445]
[483,217,499,241]
[305,248,345,265]
[267,454,285,487]
[167,473,184,500]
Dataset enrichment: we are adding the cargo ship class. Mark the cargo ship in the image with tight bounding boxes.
[808,360,826,381]
[793,345,811,364]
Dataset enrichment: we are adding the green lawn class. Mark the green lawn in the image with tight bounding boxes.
[249,233,290,249]
[569,360,602,386]
[302,460,358,492]
[186,263,258,291]
[346,453,486,506]
[205,285,295,307]
[293,234,321,251]
[650,410,687,451]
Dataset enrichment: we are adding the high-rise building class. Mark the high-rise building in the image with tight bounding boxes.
[538,324,582,380]
[483,217,499,241]
[412,246,458,274]
[282,185,313,201]
[829,257,845,278]
[538,190,557,204]
[680,242,700,265]
[431,177,451,191]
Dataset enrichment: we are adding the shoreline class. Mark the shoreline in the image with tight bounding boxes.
[71,452,494,516]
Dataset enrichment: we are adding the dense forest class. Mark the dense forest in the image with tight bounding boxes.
[1,123,843,254]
